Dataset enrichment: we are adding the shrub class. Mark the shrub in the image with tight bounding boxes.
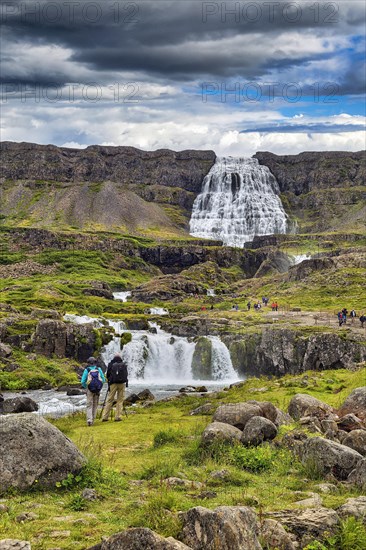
[228,444,275,473]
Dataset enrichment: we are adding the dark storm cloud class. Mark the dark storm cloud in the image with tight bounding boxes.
[1,0,365,87]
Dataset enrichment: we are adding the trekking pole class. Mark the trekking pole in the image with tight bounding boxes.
[99,385,109,419]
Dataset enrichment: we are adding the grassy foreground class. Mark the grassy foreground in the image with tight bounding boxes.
[1,367,366,549]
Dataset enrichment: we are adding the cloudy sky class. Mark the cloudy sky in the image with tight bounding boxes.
[1,0,365,155]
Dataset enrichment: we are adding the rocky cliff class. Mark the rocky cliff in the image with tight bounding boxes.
[255,151,366,195]
[0,142,215,192]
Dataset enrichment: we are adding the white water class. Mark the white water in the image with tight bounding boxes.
[292,254,311,265]
[148,307,169,316]
[113,291,131,302]
[63,314,239,385]
[207,288,216,297]
[190,156,289,247]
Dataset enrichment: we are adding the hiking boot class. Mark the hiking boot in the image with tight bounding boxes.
[87,421,93,427]
[102,419,108,422]
[115,418,122,422]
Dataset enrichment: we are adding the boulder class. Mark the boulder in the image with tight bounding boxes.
[213,403,263,430]
[299,437,363,480]
[0,413,85,493]
[179,506,262,549]
[124,394,140,406]
[342,429,366,456]
[191,337,213,380]
[337,413,364,432]
[0,542,31,550]
[0,343,12,358]
[337,496,366,523]
[201,422,242,446]
[137,389,155,401]
[2,397,38,414]
[288,394,333,421]
[241,416,278,446]
[87,528,191,549]
[82,288,114,300]
[267,508,340,544]
[164,478,203,490]
[190,403,214,416]
[260,519,296,550]
[66,388,85,396]
[347,459,366,489]
[339,387,366,420]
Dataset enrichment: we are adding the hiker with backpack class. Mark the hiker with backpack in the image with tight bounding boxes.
[102,354,128,423]
[81,357,106,426]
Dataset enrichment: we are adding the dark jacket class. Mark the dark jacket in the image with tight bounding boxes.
[106,356,128,386]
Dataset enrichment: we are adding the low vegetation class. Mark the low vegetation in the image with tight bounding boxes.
[1,368,365,548]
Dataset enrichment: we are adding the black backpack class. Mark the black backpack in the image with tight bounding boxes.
[109,360,128,384]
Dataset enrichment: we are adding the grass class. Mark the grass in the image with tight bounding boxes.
[1,367,365,548]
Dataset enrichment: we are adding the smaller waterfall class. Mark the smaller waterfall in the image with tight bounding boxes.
[64,314,240,384]
[190,156,289,247]
[208,336,237,380]
[113,291,131,302]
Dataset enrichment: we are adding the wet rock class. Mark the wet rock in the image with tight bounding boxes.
[137,389,155,402]
[124,319,149,331]
[180,505,262,549]
[0,413,85,493]
[213,402,263,430]
[191,337,213,380]
[260,518,296,550]
[288,394,333,421]
[241,416,278,446]
[201,422,243,446]
[82,288,114,300]
[124,394,139,405]
[66,388,85,396]
[2,397,38,414]
[87,527,191,549]
[299,437,363,480]
[342,429,366,456]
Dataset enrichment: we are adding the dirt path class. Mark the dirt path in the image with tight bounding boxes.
[264,310,366,336]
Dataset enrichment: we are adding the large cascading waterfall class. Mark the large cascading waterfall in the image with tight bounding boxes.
[189,156,289,247]
[64,315,238,383]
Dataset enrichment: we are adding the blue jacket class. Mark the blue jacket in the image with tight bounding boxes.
[81,366,106,389]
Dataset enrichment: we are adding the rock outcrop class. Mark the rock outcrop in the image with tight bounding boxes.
[33,319,98,361]
[179,506,262,549]
[0,413,85,493]
[299,437,363,480]
[87,527,191,549]
[226,329,366,377]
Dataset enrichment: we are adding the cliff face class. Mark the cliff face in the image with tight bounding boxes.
[0,142,216,193]
[255,151,365,195]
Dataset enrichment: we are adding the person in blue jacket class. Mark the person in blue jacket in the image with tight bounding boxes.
[81,357,106,426]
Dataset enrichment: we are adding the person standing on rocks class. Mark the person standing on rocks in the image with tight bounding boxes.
[102,354,128,423]
[81,357,106,426]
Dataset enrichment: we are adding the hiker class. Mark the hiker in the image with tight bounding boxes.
[102,354,128,423]
[81,357,106,427]
[342,308,348,324]
[360,315,366,328]
[337,311,343,327]
[247,301,251,311]
[274,302,278,312]
[271,302,276,311]
[350,309,356,323]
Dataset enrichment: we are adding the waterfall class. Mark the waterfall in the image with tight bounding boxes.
[64,314,239,384]
[113,291,131,302]
[189,156,289,247]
